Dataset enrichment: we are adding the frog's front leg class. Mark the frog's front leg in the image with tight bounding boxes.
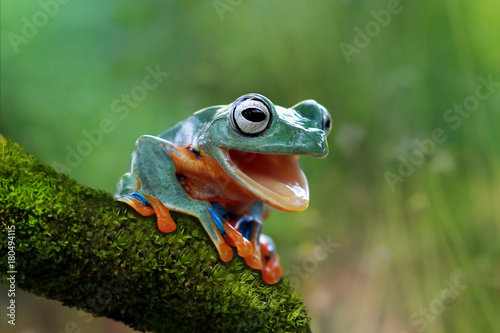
[115,135,233,262]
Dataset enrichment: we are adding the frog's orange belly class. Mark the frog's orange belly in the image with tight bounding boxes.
[169,144,258,214]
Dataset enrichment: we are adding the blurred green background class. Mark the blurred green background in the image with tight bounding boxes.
[1,0,499,332]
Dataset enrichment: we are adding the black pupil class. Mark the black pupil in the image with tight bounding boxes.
[242,108,266,122]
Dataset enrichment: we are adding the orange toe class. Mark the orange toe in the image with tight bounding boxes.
[224,222,253,257]
[142,193,177,234]
[119,197,155,216]
[262,257,282,284]
[244,252,262,270]
[236,240,253,258]
[224,236,236,248]
[135,205,155,216]
[157,216,176,233]
[218,242,234,262]
[259,237,272,257]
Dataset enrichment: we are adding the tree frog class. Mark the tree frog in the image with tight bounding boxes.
[115,93,331,284]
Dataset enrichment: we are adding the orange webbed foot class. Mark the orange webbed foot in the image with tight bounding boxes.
[217,241,234,262]
[244,251,263,270]
[244,232,262,270]
[260,235,282,284]
[141,193,177,233]
[262,256,282,284]
[224,221,253,258]
[121,191,176,233]
[119,196,155,216]
[232,217,263,270]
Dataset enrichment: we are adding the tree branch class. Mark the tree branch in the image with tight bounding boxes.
[0,138,311,333]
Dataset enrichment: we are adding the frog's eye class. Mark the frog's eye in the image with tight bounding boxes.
[230,97,272,136]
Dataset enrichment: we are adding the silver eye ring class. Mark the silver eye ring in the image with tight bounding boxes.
[230,95,272,136]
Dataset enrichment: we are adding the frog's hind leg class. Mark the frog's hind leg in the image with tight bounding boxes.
[234,216,282,284]
[116,172,156,216]
[259,234,283,285]
[118,191,155,217]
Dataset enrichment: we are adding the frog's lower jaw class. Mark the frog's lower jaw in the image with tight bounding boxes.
[218,148,309,212]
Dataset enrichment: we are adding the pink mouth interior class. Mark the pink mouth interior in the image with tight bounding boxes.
[227,149,309,211]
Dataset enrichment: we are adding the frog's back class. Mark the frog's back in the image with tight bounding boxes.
[158,106,222,146]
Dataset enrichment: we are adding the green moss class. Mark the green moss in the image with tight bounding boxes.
[0,138,311,333]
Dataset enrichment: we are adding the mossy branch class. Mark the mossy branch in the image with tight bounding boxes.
[0,138,311,333]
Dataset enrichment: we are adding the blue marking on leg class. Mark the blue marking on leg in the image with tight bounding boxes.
[209,201,226,217]
[205,203,227,237]
[130,191,152,207]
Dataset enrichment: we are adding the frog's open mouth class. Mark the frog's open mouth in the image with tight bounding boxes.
[220,149,309,212]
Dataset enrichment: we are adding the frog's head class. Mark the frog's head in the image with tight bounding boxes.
[199,93,331,212]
